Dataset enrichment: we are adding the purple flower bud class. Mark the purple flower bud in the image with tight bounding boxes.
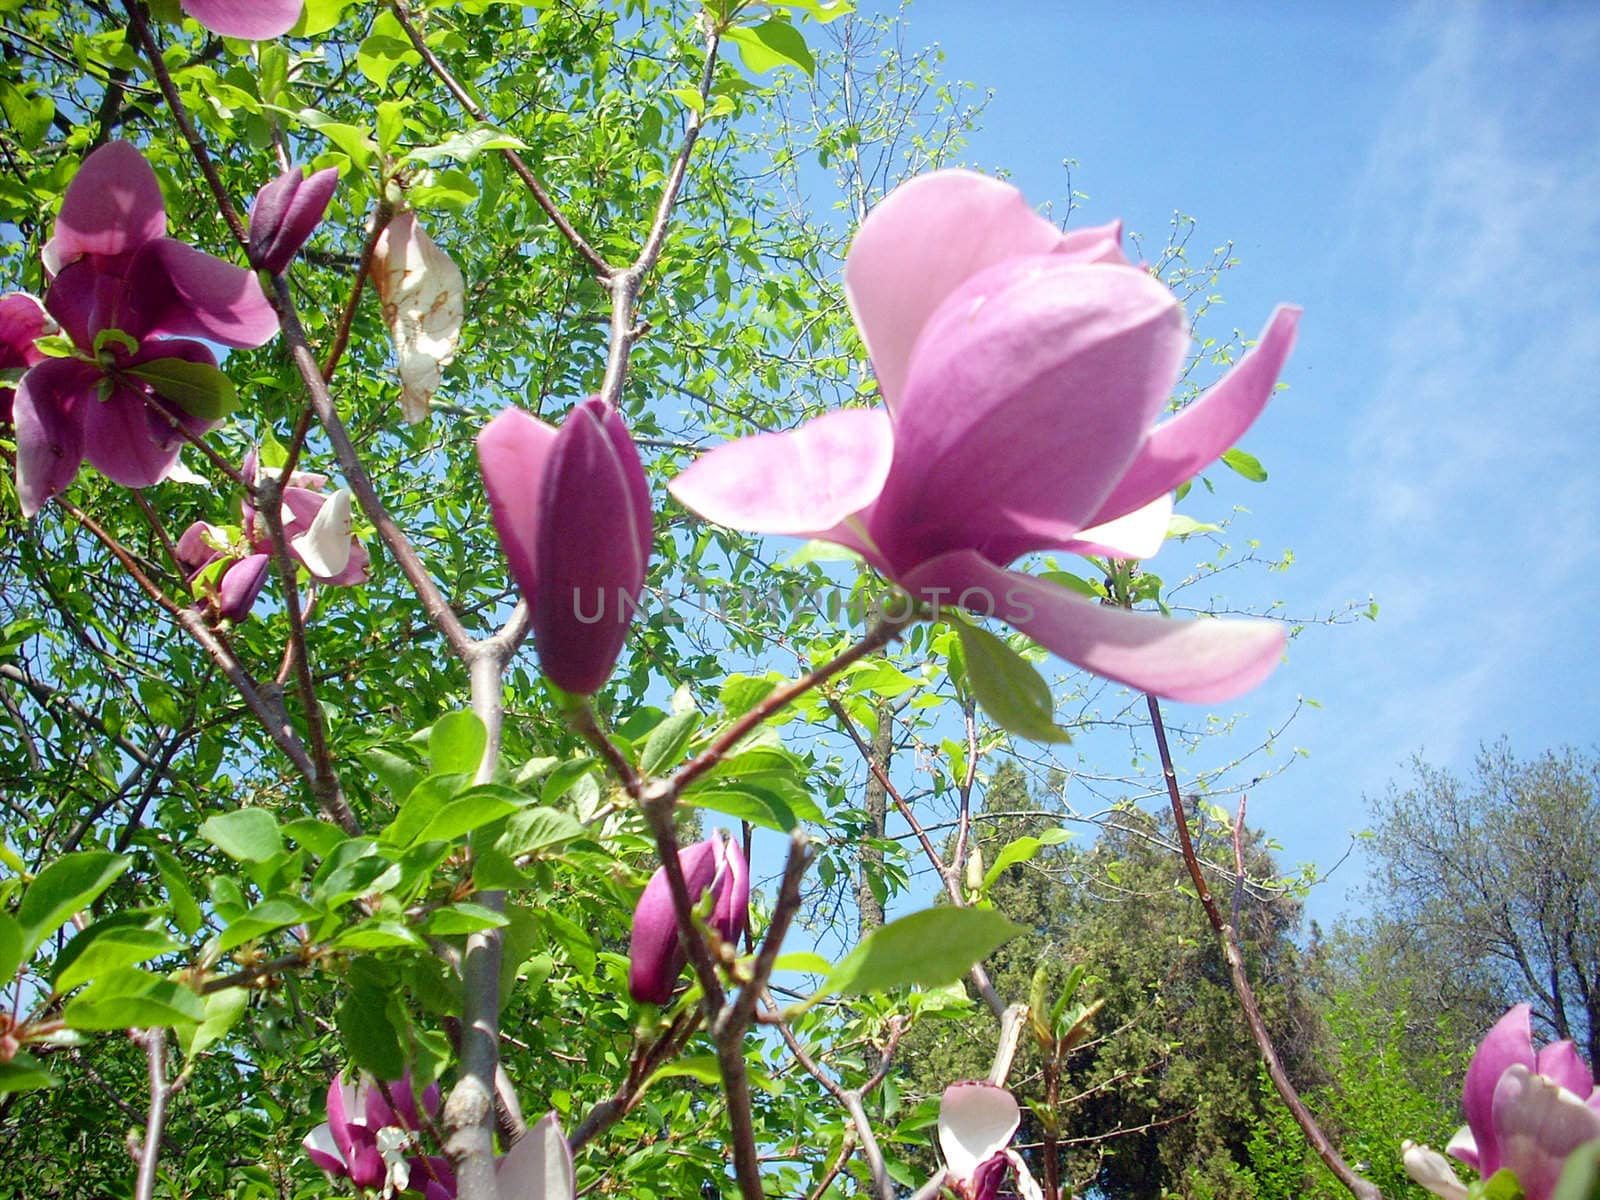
[216,553,270,622]
[248,165,338,276]
[627,832,748,1006]
[477,397,652,695]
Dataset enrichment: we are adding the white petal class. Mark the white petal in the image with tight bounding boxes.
[1007,1148,1045,1200]
[291,488,354,579]
[1064,494,1174,560]
[372,209,464,424]
[938,1082,1020,1183]
[1401,1140,1469,1200]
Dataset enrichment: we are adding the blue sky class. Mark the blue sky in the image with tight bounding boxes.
[849,1,1600,919]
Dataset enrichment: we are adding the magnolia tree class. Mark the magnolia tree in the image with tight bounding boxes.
[3,2,1590,1199]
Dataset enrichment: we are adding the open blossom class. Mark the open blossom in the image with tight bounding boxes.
[180,0,303,40]
[15,141,276,517]
[670,170,1300,704]
[936,1082,1042,1200]
[248,164,339,275]
[302,1071,441,1194]
[628,831,749,1006]
[0,292,52,427]
[477,398,652,695]
[177,454,366,622]
[1403,1003,1600,1200]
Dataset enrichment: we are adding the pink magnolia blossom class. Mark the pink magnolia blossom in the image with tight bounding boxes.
[176,454,366,622]
[248,164,338,275]
[180,0,303,40]
[670,170,1301,704]
[15,142,277,516]
[477,398,652,695]
[627,831,749,1006]
[1403,1004,1600,1200]
[935,1082,1042,1200]
[302,1071,441,1194]
[0,292,52,427]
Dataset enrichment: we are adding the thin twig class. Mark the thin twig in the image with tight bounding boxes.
[133,1028,172,1200]
[1146,694,1382,1200]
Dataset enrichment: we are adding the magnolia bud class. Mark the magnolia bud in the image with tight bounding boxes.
[248,165,339,276]
[627,832,749,1006]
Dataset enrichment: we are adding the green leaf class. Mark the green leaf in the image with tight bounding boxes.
[981,828,1072,892]
[391,784,524,849]
[1166,513,1222,539]
[215,897,319,953]
[314,842,401,909]
[356,10,419,88]
[405,124,528,165]
[1220,447,1268,482]
[818,908,1023,998]
[680,785,794,833]
[282,818,348,857]
[181,988,249,1058]
[724,19,815,76]
[338,982,405,1078]
[362,747,424,804]
[429,710,487,777]
[0,914,22,984]
[720,674,778,717]
[641,706,700,776]
[0,81,54,149]
[665,85,704,115]
[380,773,471,849]
[1553,1142,1600,1200]
[127,358,238,421]
[291,0,349,37]
[956,622,1072,744]
[53,925,179,993]
[423,903,510,935]
[64,968,204,1031]
[0,1052,58,1094]
[332,920,426,950]
[847,660,920,698]
[648,1054,783,1095]
[18,852,131,957]
[146,844,201,936]
[494,807,584,859]
[200,809,283,863]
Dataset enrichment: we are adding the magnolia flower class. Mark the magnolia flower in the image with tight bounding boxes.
[302,1072,440,1194]
[628,831,749,1006]
[15,141,276,516]
[670,170,1301,704]
[176,455,365,622]
[478,398,652,695]
[933,1082,1042,1200]
[248,164,339,275]
[0,292,52,427]
[1404,1004,1600,1200]
[180,0,303,40]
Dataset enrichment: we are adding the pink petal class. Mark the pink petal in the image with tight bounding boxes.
[176,521,225,575]
[130,239,278,348]
[290,488,354,579]
[1463,1004,1536,1175]
[710,831,750,948]
[938,1082,1020,1183]
[0,292,52,369]
[1084,306,1301,529]
[532,399,651,694]
[1535,1040,1594,1101]
[326,1076,361,1163]
[868,260,1185,572]
[1492,1063,1600,1200]
[216,554,270,622]
[845,169,1126,409]
[1444,1124,1480,1171]
[302,1123,347,1177]
[628,838,721,1005]
[668,408,892,538]
[477,406,559,599]
[496,1112,575,1200]
[360,1075,398,1133]
[43,259,120,351]
[42,142,166,276]
[904,551,1286,703]
[1401,1140,1469,1200]
[180,0,303,39]
[14,357,96,517]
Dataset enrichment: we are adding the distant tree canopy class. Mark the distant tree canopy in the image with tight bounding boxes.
[1356,742,1600,1066]
[897,763,1325,1199]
